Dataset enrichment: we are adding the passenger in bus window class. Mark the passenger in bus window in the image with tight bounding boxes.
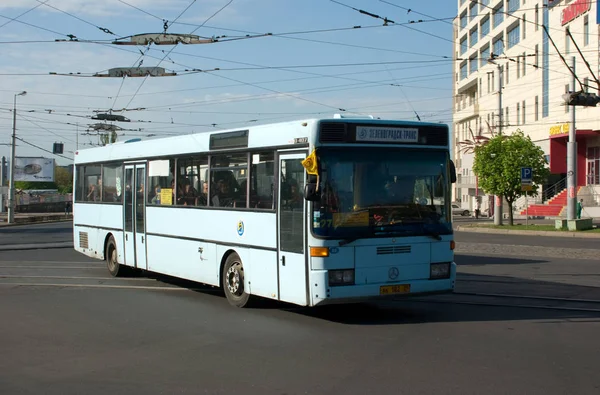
[182,180,198,206]
[151,186,161,204]
[197,181,208,206]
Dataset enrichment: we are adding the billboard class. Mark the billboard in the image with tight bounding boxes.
[13,157,55,182]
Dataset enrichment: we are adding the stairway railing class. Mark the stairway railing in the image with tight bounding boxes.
[543,177,567,203]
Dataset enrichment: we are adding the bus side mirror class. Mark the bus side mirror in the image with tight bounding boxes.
[449,160,457,184]
[304,183,320,202]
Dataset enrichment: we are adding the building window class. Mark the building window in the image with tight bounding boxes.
[493,4,504,28]
[507,23,520,49]
[460,62,468,80]
[516,103,520,125]
[517,57,521,79]
[535,96,539,121]
[481,16,490,37]
[584,15,589,46]
[469,2,478,22]
[470,57,478,74]
[507,0,519,14]
[565,28,570,54]
[584,77,589,93]
[470,27,478,47]
[522,100,526,125]
[506,63,510,84]
[460,11,468,30]
[505,107,509,127]
[534,44,539,68]
[460,36,467,54]
[565,84,570,113]
[522,53,526,76]
[493,36,504,56]
[487,73,491,93]
[522,15,526,39]
[491,71,495,91]
[588,147,600,185]
[480,45,490,67]
[535,4,539,31]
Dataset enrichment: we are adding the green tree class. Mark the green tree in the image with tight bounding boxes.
[55,166,73,193]
[14,181,57,190]
[473,129,549,225]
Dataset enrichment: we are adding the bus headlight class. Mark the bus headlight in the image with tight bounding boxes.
[328,269,355,286]
[430,263,451,279]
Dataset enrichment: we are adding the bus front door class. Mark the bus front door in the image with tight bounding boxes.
[123,164,148,270]
[277,153,307,306]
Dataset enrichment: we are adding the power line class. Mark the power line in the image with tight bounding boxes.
[115,0,163,21]
[0,0,50,30]
[379,0,454,26]
[190,0,234,35]
[168,0,198,30]
[14,136,71,160]
[34,0,116,35]
[0,13,69,37]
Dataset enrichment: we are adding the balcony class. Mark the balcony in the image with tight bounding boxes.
[454,102,479,122]
[456,175,477,188]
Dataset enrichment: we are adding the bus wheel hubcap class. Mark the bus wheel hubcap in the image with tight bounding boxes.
[226,264,242,296]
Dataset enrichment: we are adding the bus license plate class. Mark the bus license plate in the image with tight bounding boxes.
[380,284,411,295]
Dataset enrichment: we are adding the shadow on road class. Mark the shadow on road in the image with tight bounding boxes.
[456,254,548,266]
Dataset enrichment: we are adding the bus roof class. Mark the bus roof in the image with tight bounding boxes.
[74,116,448,164]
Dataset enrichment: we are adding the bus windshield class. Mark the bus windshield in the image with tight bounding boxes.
[311,148,452,240]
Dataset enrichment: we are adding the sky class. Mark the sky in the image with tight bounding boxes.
[0,0,457,166]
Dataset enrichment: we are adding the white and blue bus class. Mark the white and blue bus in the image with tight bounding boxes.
[73,116,457,307]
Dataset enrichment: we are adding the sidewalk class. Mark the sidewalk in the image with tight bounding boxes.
[455,217,600,238]
[0,212,73,226]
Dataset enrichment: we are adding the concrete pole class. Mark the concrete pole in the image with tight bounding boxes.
[7,91,26,224]
[566,56,577,220]
[8,95,18,223]
[494,64,503,226]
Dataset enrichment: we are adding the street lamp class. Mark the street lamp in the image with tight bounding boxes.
[8,90,27,224]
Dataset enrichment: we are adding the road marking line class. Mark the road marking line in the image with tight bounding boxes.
[0,283,191,291]
[0,275,151,281]
[0,261,99,264]
[0,266,105,269]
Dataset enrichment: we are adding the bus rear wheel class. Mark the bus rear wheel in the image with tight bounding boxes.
[106,236,124,277]
[222,253,251,308]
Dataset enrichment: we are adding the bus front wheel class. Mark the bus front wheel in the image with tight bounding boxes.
[222,253,251,308]
[106,236,124,277]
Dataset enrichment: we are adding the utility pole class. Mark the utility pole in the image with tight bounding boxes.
[494,64,504,226]
[8,91,27,224]
[566,56,577,220]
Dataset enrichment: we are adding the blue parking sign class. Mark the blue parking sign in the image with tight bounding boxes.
[521,167,532,182]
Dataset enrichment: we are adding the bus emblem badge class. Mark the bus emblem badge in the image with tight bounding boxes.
[237,220,244,236]
[388,267,399,280]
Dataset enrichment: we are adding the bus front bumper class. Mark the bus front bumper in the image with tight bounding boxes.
[310,267,456,306]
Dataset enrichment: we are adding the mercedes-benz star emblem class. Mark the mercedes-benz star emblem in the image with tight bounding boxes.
[388,267,399,280]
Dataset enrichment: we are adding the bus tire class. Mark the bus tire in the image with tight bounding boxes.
[222,253,251,308]
[105,236,124,277]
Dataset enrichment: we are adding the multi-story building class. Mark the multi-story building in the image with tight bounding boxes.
[453,0,600,216]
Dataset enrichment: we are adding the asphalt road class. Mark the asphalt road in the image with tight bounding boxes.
[0,221,72,247]
[1,224,599,394]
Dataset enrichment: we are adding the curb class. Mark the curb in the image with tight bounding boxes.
[0,218,73,228]
[0,242,73,251]
[456,226,600,238]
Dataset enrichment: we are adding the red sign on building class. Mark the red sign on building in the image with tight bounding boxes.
[561,0,591,25]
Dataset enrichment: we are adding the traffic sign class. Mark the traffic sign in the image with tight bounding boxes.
[521,167,532,182]
[521,184,533,191]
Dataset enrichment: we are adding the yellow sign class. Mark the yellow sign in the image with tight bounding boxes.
[301,149,318,175]
[549,123,570,136]
[332,211,369,228]
[160,188,173,205]
[521,184,533,191]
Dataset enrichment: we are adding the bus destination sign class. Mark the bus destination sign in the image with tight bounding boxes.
[356,126,419,143]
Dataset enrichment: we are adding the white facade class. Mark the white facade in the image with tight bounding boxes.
[453,0,600,214]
